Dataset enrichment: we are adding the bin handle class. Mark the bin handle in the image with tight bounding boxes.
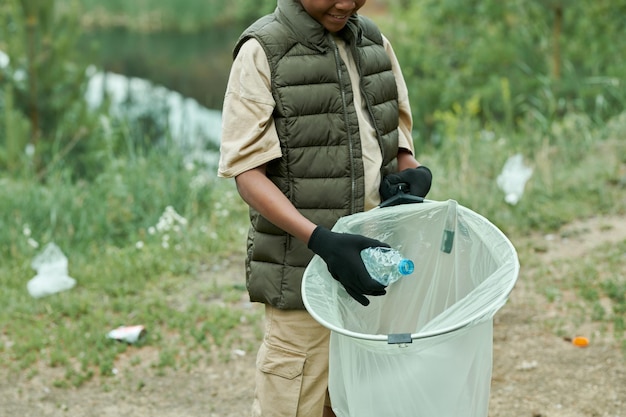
[379,182,425,208]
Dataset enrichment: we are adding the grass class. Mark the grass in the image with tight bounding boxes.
[2,109,626,386]
[0,226,264,386]
[0,138,265,386]
[424,111,626,236]
[0,221,263,383]
[1,0,623,393]
[526,237,626,354]
[1,110,625,387]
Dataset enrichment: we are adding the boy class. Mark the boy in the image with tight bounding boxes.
[218,1,432,415]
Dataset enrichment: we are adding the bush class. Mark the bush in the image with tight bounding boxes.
[384,0,626,144]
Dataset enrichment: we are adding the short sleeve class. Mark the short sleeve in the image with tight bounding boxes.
[383,35,415,154]
[218,39,282,178]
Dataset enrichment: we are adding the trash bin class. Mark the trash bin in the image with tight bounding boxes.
[301,200,520,417]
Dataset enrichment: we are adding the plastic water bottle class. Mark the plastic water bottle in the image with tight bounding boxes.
[361,247,414,286]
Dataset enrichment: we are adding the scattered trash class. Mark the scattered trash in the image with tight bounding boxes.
[232,349,246,357]
[85,69,222,153]
[516,360,539,371]
[0,49,9,68]
[107,325,146,344]
[27,243,76,298]
[564,336,589,348]
[496,153,533,205]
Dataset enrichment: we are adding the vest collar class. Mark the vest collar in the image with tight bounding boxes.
[276,0,362,52]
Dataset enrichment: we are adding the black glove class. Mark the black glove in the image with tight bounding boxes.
[380,166,432,201]
[308,226,388,306]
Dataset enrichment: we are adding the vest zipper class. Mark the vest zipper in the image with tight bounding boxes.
[330,37,357,214]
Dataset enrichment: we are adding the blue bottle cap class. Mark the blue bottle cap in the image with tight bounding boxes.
[398,259,414,275]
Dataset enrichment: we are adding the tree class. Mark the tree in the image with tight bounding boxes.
[0,0,94,177]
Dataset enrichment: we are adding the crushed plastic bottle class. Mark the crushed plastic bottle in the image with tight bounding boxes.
[361,247,414,286]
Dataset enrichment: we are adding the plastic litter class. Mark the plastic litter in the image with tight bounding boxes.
[565,336,590,348]
[27,243,76,298]
[302,200,519,417]
[496,153,533,205]
[361,247,414,286]
[516,360,539,371]
[107,325,146,344]
[572,336,590,347]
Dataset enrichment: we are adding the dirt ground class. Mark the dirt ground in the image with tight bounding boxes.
[2,215,626,417]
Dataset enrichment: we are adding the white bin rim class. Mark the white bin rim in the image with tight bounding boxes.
[301,200,520,343]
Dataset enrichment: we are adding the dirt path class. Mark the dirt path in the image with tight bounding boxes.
[2,216,626,417]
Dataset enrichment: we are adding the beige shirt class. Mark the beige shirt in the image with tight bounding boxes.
[218,34,414,210]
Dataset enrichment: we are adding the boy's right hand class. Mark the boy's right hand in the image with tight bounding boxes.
[307,226,388,306]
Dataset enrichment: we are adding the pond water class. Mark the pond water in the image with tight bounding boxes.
[80,26,246,111]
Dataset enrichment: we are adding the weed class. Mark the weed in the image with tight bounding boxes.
[534,239,626,343]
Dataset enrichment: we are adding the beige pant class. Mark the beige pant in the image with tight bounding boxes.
[251,305,331,417]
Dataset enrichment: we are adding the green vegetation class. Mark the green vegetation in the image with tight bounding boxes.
[0,0,625,386]
[381,0,626,142]
[424,110,626,234]
[72,0,276,31]
[0,145,260,385]
[525,238,626,354]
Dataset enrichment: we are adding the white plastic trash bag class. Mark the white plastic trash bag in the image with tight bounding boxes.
[302,200,519,417]
[27,243,76,298]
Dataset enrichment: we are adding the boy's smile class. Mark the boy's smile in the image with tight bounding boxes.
[300,0,366,33]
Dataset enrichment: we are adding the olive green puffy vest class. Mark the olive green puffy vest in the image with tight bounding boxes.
[234,1,400,309]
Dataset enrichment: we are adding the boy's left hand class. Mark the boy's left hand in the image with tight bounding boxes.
[380,166,432,201]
